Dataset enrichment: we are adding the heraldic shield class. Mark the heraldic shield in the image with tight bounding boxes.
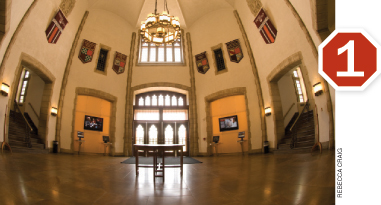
[78,39,96,63]
[254,8,277,44]
[226,39,243,63]
[45,9,68,44]
[195,52,210,74]
[113,52,127,74]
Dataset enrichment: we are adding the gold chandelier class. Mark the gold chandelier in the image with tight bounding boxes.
[140,0,181,45]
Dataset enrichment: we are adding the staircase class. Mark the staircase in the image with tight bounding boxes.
[274,110,315,154]
[8,110,48,153]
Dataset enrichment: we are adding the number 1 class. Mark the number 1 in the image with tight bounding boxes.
[337,40,364,77]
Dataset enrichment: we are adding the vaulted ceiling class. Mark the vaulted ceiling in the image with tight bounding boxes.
[87,0,236,29]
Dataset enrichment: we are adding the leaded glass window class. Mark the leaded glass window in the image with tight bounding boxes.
[138,38,184,64]
[214,48,226,71]
[96,49,108,72]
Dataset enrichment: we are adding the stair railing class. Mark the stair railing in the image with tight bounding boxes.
[13,100,33,148]
[283,103,295,120]
[289,99,309,149]
[27,102,40,120]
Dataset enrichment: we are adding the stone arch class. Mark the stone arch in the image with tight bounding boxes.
[204,87,253,155]
[127,83,198,156]
[267,52,316,147]
[70,87,117,155]
[8,52,55,147]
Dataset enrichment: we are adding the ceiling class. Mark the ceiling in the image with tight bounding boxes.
[87,0,235,29]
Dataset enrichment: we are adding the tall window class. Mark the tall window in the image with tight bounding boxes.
[292,68,306,103]
[149,125,158,144]
[18,70,30,103]
[138,38,183,64]
[165,125,174,144]
[179,125,187,151]
[136,125,144,144]
[96,48,108,72]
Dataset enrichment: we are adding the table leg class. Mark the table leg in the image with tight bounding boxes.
[135,148,139,176]
[180,148,183,176]
[162,148,165,182]
[78,142,82,155]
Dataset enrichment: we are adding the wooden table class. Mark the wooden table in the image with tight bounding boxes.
[133,144,184,182]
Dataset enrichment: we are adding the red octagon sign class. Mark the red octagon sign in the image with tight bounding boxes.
[319,29,380,91]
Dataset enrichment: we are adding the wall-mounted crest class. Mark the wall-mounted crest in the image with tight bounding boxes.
[45,9,68,44]
[78,39,96,63]
[226,39,243,63]
[254,8,277,44]
[195,52,209,74]
[113,52,127,74]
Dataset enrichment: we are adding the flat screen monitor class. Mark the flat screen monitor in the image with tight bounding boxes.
[103,136,110,143]
[77,131,84,140]
[213,136,220,143]
[238,131,245,139]
[84,115,103,131]
[219,115,239,132]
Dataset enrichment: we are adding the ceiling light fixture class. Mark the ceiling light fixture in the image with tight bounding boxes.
[140,0,180,45]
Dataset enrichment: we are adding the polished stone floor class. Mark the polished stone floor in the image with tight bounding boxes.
[0,151,335,205]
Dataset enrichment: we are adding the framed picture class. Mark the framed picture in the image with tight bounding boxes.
[84,115,103,131]
[103,136,110,143]
[213,136,220,143]
[219,115,239,132]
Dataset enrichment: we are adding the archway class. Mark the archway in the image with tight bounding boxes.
[8,52,55,147]
[267,52,316,147]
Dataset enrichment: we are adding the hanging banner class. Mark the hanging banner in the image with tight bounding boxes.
[226,39,243,63]
[45,9,68,44]
[113,52,127,74]
[195,52,210,74]
[254,8,277,44]
[78,39,96,63]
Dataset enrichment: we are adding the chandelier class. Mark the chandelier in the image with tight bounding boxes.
[140,0,181,45]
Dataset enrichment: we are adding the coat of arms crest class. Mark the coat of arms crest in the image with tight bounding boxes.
[45,9,68,44]
[226,39,243,63]
[254,8,277,44]
[78,39,96,63]
[195,52,209,74]
[113,52,127,74]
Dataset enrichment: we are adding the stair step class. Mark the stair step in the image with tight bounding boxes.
[273,146,312,154]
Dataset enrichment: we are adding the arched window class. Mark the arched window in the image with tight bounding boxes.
[145,96,150,106]
[165,95,170,106]
[178,97,184,106]
[172,96,177,106]
[152,95,157,106]
[165,125,174,144]
[138,97,144,106]
[158,94,164,106]
[179,125,187,151]
[136,125,144,144]
[149,125,158,144]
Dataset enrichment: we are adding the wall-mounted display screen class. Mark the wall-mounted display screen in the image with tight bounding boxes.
[84,115,103,131]
[219,115,239,132]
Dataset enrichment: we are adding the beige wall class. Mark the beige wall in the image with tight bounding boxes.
[60,9,134,153]
[73,95,110,154]
[235,0,331,145]
[0,0,89,143]
[278,71,298,127]
[189,8,262,153]
[24,70,45,127]
[211,95,248,153]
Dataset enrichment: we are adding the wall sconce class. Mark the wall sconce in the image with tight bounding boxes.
[1,83,10,96]
[51,107,58,116]
[265,107,271,116]
[313,82,323,96]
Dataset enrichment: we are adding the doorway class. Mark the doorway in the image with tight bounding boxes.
[132,91,189,156]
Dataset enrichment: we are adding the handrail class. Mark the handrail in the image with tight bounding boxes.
[14,100,33,131]
[28,102,40,120]
[289,99,309,131]
[283,103,295,120]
